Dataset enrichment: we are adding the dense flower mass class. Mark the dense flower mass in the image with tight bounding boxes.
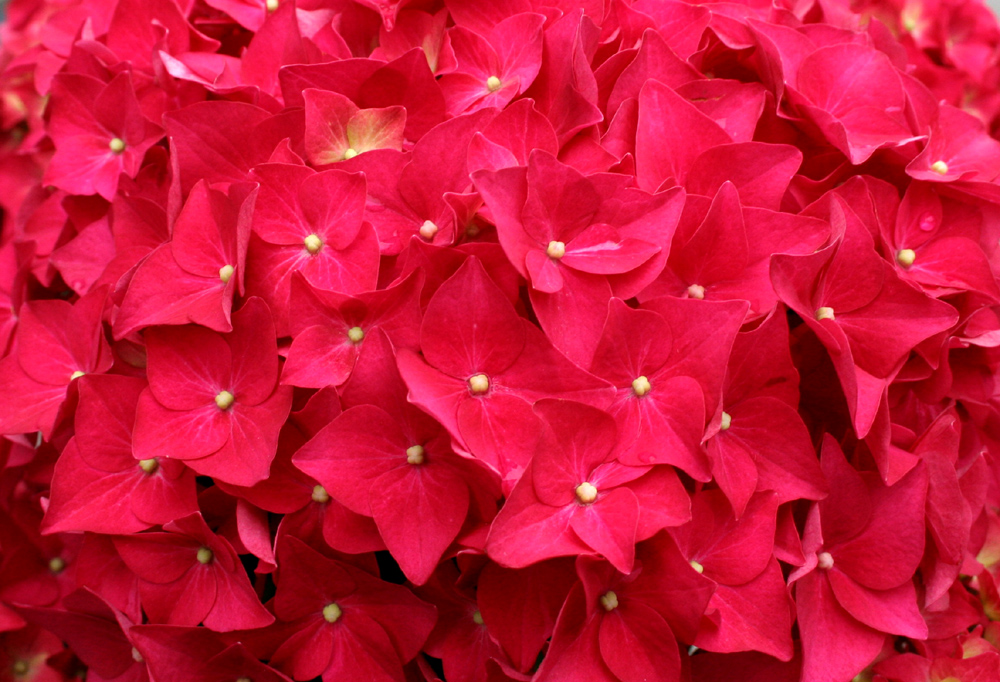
[5,0,1000,679]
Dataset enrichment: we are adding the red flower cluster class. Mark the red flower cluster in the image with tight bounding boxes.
[3,0,1000,680]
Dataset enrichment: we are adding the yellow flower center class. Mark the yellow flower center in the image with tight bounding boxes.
[690,560,704,574]
[468,374,490,394]
[131,648,144,663]
[12,660,29,676]
[266,0,279,10]
[632,376,651,397]
[930,160,949,175]
[312,485,330,503]
[406,445,425,465]
[347,326,365,343]
[600,591,619,611]
[720,411,731,431]
[817,551,834,570]
[323,603,343,623]
[219,264,234,283]
[419,220,439,240]
[215,390,235,410]
[546,241,566,259]
[815,306,835,321]
[48,557,66,573]
[304,234,323,254]
[196,547,213,564]
[687,284,705,300]
[486,76,502,92]
[138,458,159,474]
[472,610,484,625]
[575,482,598,504]
[109,137,126,154]
[70,370,85,380]
[896,249,916,268]
[344,147,358,160]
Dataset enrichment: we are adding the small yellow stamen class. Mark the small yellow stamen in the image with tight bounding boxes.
[930,160,949,175]
[138,458,159,474]
[575,481,598,504]
[600,591,619,611]
[419,220,439,240]
[468,374,490,394]
[323,603,343,623]
[312,485,330,503]
[109,137,125,154]
[131,648,144,663]
[219,264,234,283]
[719,412,731,431]
[817,551,834,570]
[896,249,916,268]
[304,234,323,254]
[690,560,704,574]
[48,557,65,573]
[632,376,651,397]
[546,241,566,259]
[406,445,425,465]
[815,306,835,321]
[215,390,235,410]
[687,284,705,300]
[347,326,365,344]
[486,76,502,92]
[344,148,358,160]
[196,547,213,564]
[70,370,85,380]
[472,610,484,625]
[266,0,279,10]
[12,660,29,676]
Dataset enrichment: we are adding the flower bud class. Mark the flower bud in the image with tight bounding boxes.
[632,375,651,397]
[323,603,343,623]
[304,234,323,254]
[419,220,439,240]
[406,445,425,465]
[600,591,619,611]
[215,390,235,410]
[575,481,598,504]
[468,374,490,394]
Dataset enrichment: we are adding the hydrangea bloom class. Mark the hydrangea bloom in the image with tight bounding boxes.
[2,0,1000,679]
